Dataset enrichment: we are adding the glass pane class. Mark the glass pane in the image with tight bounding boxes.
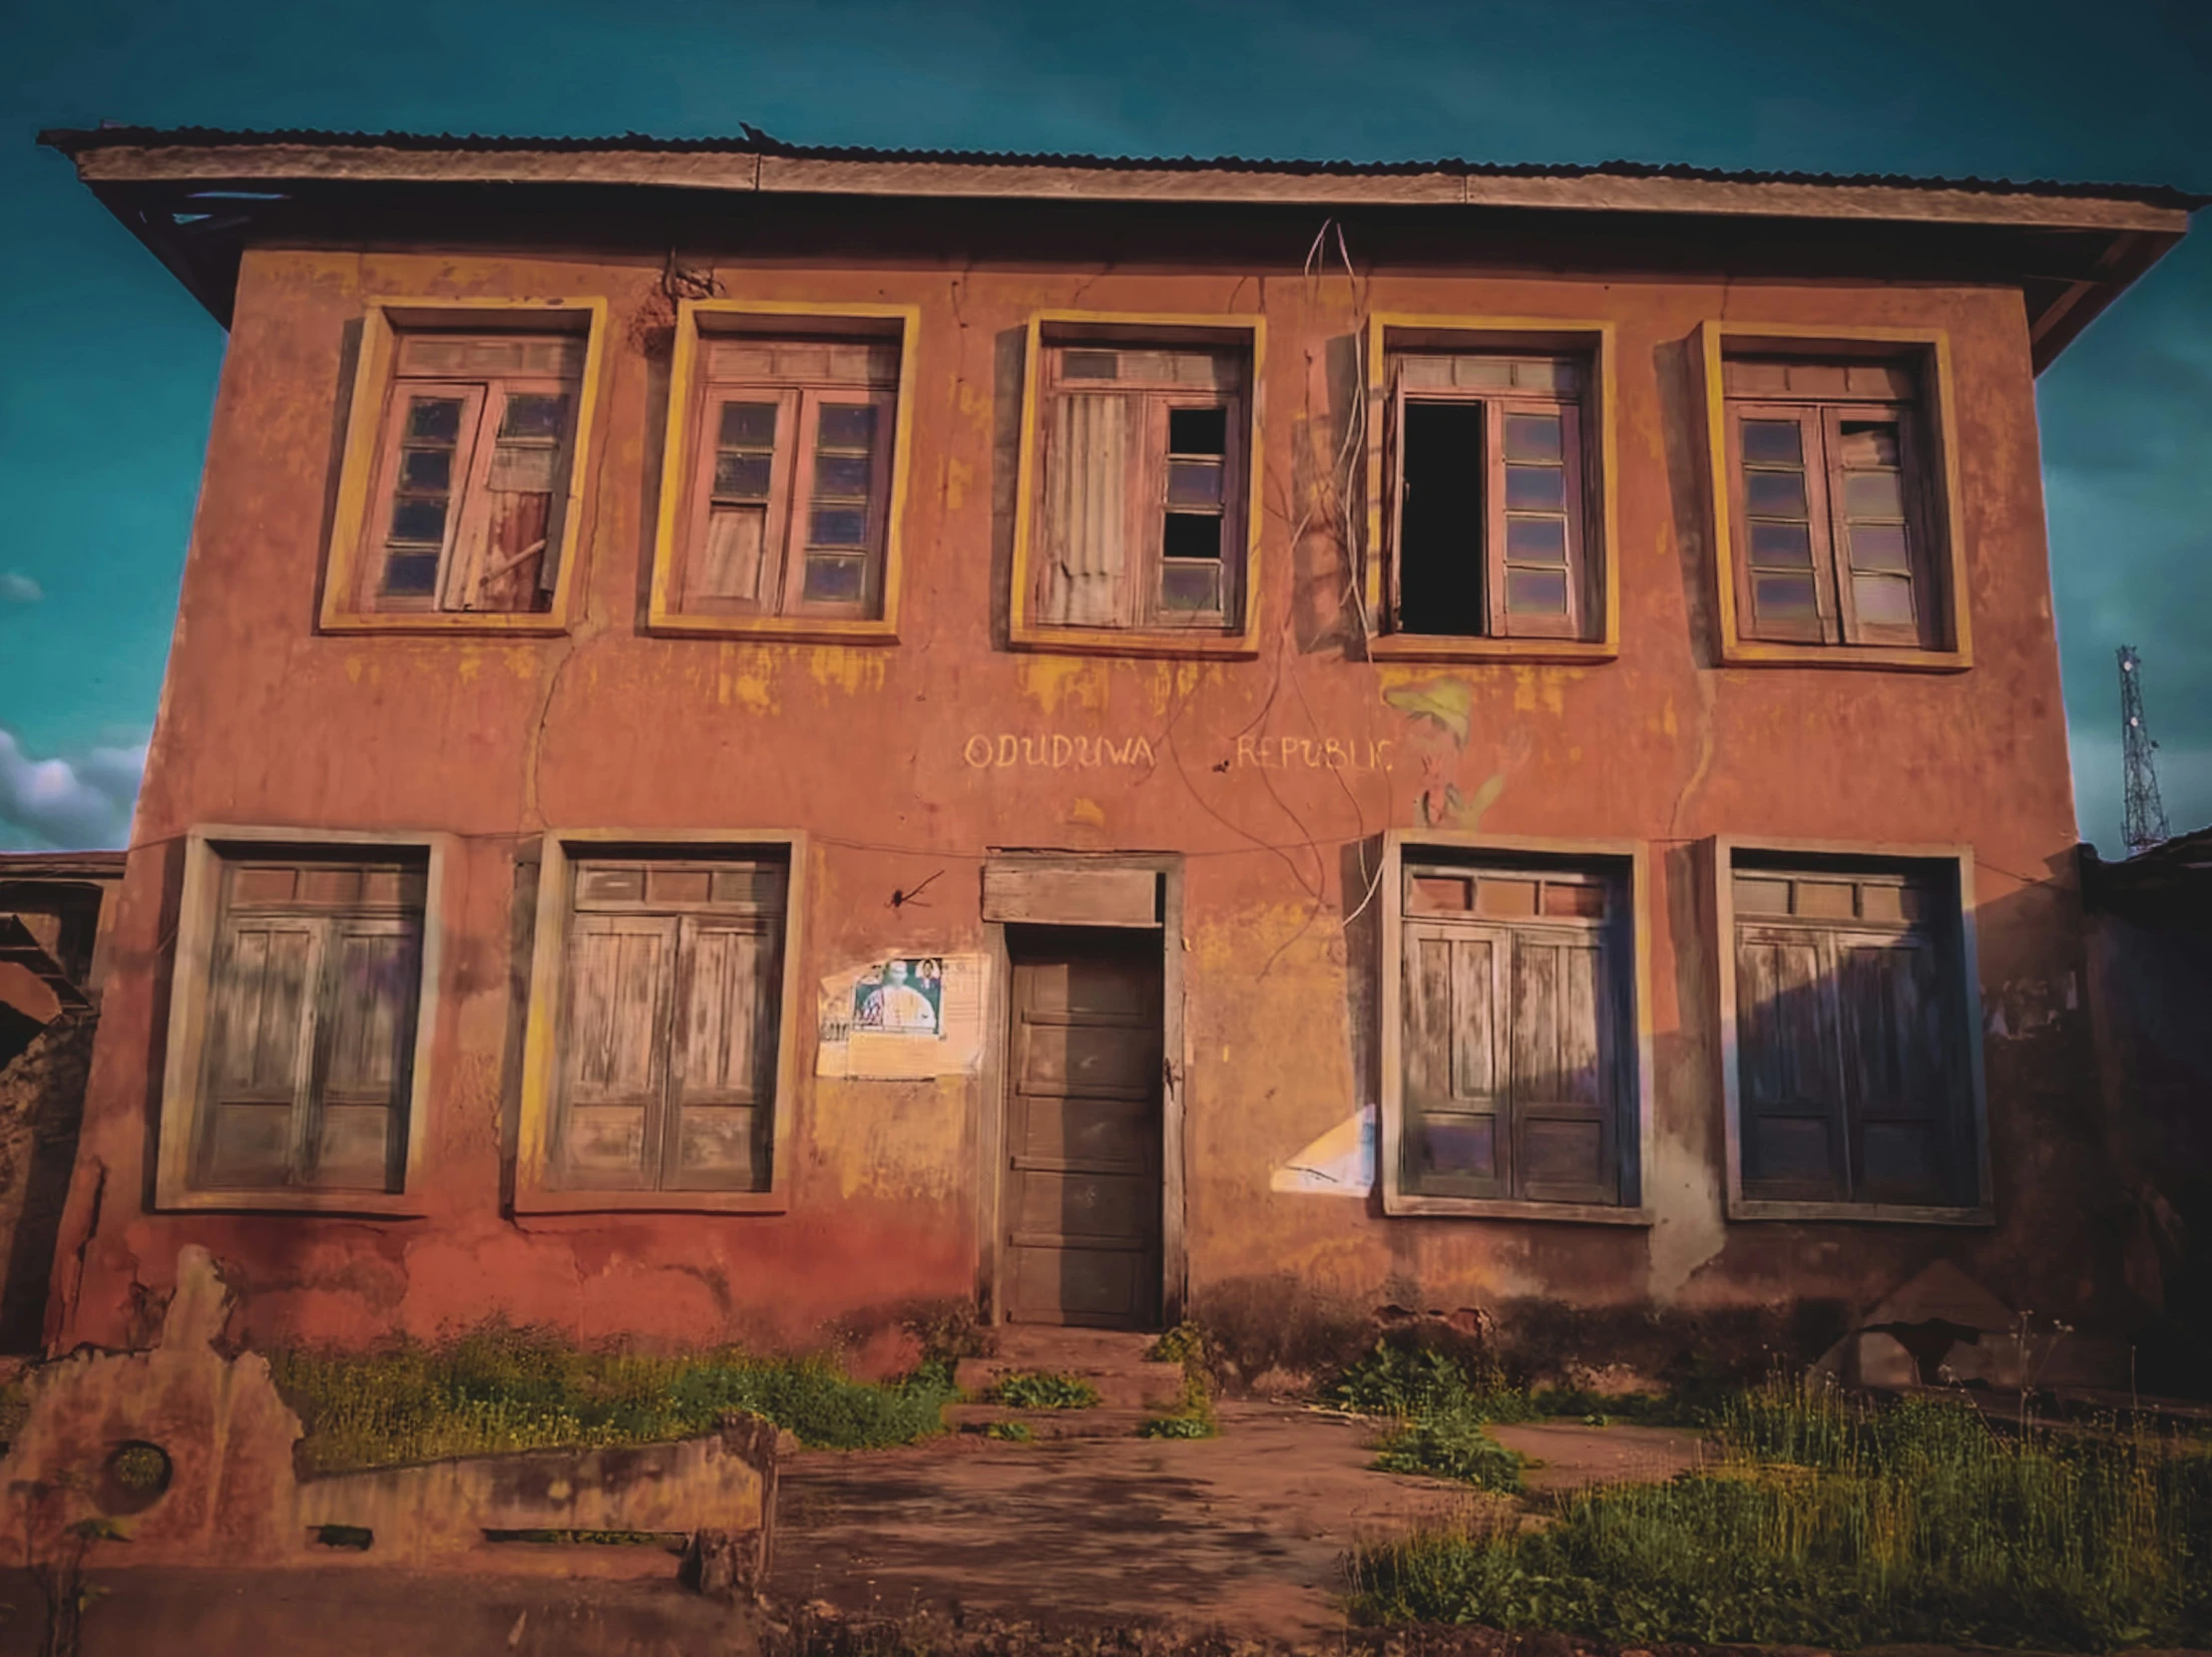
[1740,419,1802,465]
[1746,470,1807,518]
[406,398,463,442]
[1159,562,1221,612]
[1844,471,1904,518]
[1749,520,1814,568]
[713,452,774,500]
[718,402,778,448]
[1063,350,1118,379]
[500,393,568,439]
[809,507,869,548]
[389,499,447,543]
[381,551,441,595]
[1505,515,1566,562]
[1853,574,1917,626]
[1837,422,1900,468]
[817,404,878,449]
[1504,465,1563,511]
[1163,512,1222,560]
[1167,459,1223,508]
[1753,571,1819,621]
[1502,413,1561,463]
[1168,405,1229,456]
[802,557,865,602]
[814,453,873,497]
[399,449,451,491]
[1848,522,1912,574]
[1506,567,1568,615]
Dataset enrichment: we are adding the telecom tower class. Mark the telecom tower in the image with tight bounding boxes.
[2118,645,2171,858]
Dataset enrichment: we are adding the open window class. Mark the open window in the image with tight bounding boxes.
[1718,844,1989,1220]
[1700,326,1969,667]
[323,300,606,632]
[156,829,446,1212]
[652,310,916,633]
[1380,835,1648,1220]
[1013,316,1261,653]
[519,834,806,1212]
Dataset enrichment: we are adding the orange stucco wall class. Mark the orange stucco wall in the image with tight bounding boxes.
[48,237,2112,1358]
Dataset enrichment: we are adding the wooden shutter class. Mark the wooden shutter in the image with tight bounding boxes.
[308,918,420,1190]
[1834,933,1952,1204]
[685,391,799,613]
[1729,404,1838,644]
[1041,391,1135,625]
[362,383,486,610]
[783,390,895,620]
[199,914,322,1188]
[556,915,677,1189]
[1490,400,1583,640]
[663,916,781,1191]
[1734,927,1848,1200]
[1509,931,1616,1203]
[1403,923,1509,1199]
[444,381,573,614]
[1825,408,1937,649]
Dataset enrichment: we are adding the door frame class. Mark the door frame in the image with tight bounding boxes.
[977,852,1184,1329]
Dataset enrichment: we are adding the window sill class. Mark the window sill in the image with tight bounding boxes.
[645,614,900,645]
[1728,1196,1992,1226]
[513,1186,790,1216]
[318,610,573,638]
[1010,621,1259,660]
[1368,633,1616,665]
[1719,637,1971,672]
[1383,1192,1652,1225]
[154,1186,426,1218]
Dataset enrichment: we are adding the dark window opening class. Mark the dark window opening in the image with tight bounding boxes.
[1397,402,1488,635]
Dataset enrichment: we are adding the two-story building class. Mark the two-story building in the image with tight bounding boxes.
[33,127,2200,1373]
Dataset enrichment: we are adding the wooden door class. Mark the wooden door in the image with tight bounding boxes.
[1002,938,1163,1329]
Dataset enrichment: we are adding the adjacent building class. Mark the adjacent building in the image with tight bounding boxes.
[33,128,2201,1372]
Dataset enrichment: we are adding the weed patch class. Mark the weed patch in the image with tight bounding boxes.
[1353,1378,2212,1650]
[1374,1414,1524,1492]
[267,1324,958,1473]
[982,1420,1035,1444]
[1140,1326,1219,1440]
[987,1371,1100,1410]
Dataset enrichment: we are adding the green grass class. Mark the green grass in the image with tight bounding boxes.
[1373,1413,1525,1492]
[986,1371,1100,1410]
[1352,1378,2212,1651]
[982,1420,1035,1443]
[1138,1338,1220,1441]
[266,1324,959,1474]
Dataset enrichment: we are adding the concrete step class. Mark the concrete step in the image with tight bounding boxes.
[956,1327,1187,1411]
[944,1402,1159,1442]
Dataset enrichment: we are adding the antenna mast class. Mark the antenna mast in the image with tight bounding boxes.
[2119,645,2172,858]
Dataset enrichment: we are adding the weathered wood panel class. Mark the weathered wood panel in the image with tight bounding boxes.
[982,864,1158,928]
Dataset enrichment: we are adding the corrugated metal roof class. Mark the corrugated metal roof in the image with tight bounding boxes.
[38,125,2208,211]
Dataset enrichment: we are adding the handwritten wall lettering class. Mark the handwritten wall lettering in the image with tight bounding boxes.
[963,733,1159,769]
[1233,736,1396,772]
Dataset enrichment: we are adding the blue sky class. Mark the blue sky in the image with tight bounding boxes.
[2,0,2206,853]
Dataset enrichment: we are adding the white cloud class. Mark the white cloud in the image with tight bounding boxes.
[0,727,146,851]
[0,572,41,604]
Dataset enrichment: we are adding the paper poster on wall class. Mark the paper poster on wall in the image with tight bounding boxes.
[1270,1103,1377,1195]
[816,954,985,1079]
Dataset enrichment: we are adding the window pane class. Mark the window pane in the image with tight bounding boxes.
[1168,405,1228,456]
[1063,350,1118,379]
[1163,512,1222,560]
[399,449,451,491]
[1837,422,1901,468]
[1746,470,1807,518]
[1844,471,1904,518]
[1504,465,1564,511]
[809,507,869,548]
[1848,523,1912,574]
[381,552,441,595]
[389,499,447,543]
[1506,567,1569,615]
[817,404,878,449]
[1505,516,1566,562]
[1852,574,1917,626]
[1753,572,1819,621]
[713,452,773,500]
[814,453,873,497]
[406,398,463,442]
[1740,420,1802,465]
[500,393,568,439]
[1159,562,1221,612]
[803,557,865,602]
[1166,459,1223,508]
[1502,413,1561,463]
[718,402,777,448]
[1749,520,1814,568]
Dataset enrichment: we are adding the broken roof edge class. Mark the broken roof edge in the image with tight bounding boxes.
[38,127,2206,232]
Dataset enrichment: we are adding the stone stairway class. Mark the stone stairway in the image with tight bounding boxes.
[948,1326,1188,1440]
